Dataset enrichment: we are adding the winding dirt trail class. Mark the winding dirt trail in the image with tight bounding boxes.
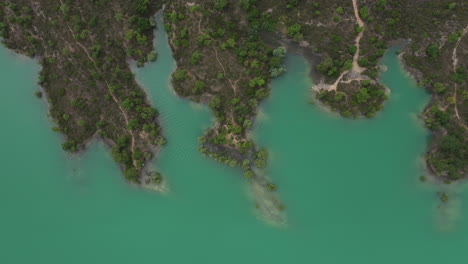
[316,0,367,91]
[213,47,237,95]
[351,0,366,73]
[66,22,138,167]
[452,25,468,71]
[451,25,468,129]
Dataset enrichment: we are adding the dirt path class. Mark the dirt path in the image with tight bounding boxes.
[66,23,138,167]
[452,25,468,71]
[315,0,367,91]
[213,47,237,94]
[451,25,468,129]
[351,0,366,73]
[195,14,237,95]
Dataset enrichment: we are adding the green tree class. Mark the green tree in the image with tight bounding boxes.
[244,170,254,179]
[343,60,353,70]
[249,77,265,87]
[173,69,187,81]
[287,0,298,9]
[62,140,77,151]
[214,0,228,10]
[355,88,370,104]
[448,33,460,42]
[209,96,222,109]
[128,119,139,130]
[359,7,369,20]
[254,149,268,168]
[192,80,205,94]
[433,83,446,93]
[273,47,286,58]
[221,38,236,49]
[190,51,201,64]
[426,44,439,58]
[125,167,139,181]
[288,23,302,37]
[451,67,466,83]
[317,57,333,74]
[147,51,158,62]
[136,0,150,14]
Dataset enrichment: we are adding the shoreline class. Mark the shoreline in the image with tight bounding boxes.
[396,44,468,183]
[260,32,322,84]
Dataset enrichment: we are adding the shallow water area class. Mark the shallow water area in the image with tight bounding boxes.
[1,17,468,263]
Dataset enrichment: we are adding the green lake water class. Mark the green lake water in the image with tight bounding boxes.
[1,17,468,263]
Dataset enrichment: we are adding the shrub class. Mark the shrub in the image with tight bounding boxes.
[173,69,187,81]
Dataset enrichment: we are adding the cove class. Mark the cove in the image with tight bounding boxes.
[1,16,468,264]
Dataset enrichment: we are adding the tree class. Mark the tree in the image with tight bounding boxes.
[128,119,139,130]
[209,96,222,109]
[287,24,301,37]
[270,66,286,77]
[125,167,139,181]
[451,67,466,83]
[433,83,446,93]
[62,140,77,151]
[317,57,333,74]
[273,46,286,58]
[239,0,255,9]
[359,7,369,20]
[448,33,460,42]
[244,170,253,179]
[254,149,268,168]
[151,172,162,184]
[376,0,387,11]
[221,38,236,49]
[0,22,7,37]
[249,77,265,87]
[355,88,370,104]
[214,0,228,10]
[343,60,353,70]
[136,0,150,14]
[173,69,187,81]
[267,183,277,191]
[426,44,439,58]
[287,0,298,9]
[190,51,201,65]
[192,81,205,94]
[147,51,158,62]
[121,98,135,110]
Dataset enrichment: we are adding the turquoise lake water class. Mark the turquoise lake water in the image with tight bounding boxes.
[1,17,468,263]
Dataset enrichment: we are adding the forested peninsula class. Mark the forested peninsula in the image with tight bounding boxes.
[0,0,168,187]
[0,0,466,204]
